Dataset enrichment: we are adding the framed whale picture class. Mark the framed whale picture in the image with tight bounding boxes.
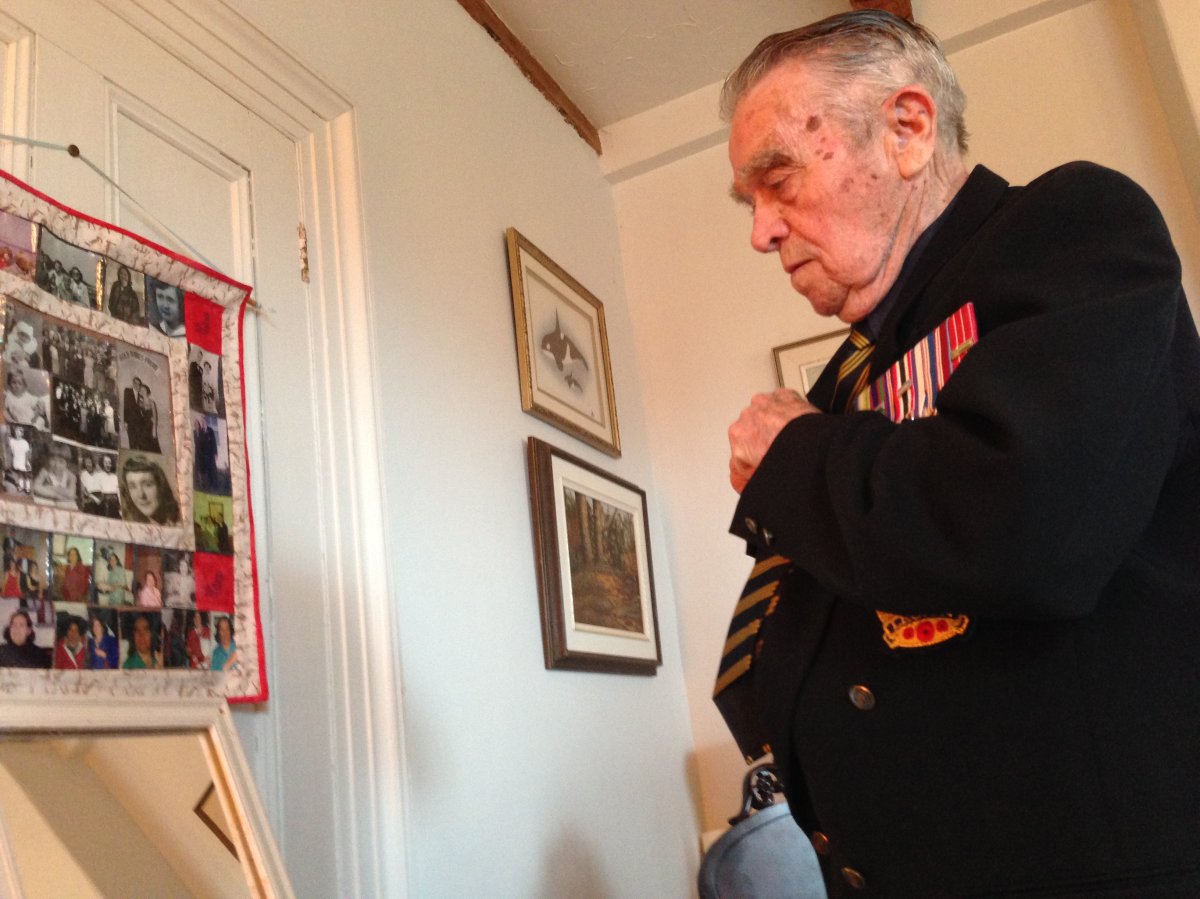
[506,228,620,457]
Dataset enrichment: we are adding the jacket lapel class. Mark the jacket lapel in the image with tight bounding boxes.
[872,165,1010,368]
[806,166,1009,412]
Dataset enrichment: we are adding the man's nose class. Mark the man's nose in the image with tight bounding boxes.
[750,204,787,254]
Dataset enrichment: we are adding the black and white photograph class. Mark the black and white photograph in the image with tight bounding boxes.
[0,210,36,282]
[117,346,173,458]
[163,550,196,609]
[51,380,120,451]
[44,321,118,393]
[103,262,147,326]
[3,365,51,433]
[192,412,231,495]
[34,227,104,308]
[118,450,181,525]
[30,440,79,510]
[3,425,35,496]
[146,276,186,337]
[78,449,121,518]
[188,343,224,416]
[3,306,44,370]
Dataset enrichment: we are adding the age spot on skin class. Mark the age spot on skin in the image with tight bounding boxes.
[823,151,834,160]
[805,115,821,132]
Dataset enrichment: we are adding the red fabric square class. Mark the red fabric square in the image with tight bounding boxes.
[184,293,227,354]
[194,551,235,613]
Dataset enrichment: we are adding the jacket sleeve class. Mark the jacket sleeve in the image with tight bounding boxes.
[732,165,1188,620]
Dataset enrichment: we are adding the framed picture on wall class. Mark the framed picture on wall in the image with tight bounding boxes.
[506,228,621,457]
[526,436,659,675]
[772,328,850,394]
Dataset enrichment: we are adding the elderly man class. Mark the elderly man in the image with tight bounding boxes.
[717,10,1200,897]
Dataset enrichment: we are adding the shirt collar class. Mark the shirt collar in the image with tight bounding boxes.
[858,192,960,341]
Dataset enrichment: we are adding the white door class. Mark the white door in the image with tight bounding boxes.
[0,2,366,895]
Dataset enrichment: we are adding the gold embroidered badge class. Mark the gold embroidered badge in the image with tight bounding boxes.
[876,611,970,650]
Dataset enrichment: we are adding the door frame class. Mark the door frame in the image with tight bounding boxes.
[23,1,406,895]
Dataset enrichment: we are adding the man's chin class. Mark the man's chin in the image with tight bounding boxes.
[797,288,848,321]
[800,288,877,324]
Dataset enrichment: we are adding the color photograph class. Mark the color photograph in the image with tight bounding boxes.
[526,436,659,674]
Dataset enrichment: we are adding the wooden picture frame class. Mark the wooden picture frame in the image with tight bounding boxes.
[527,436,659,675]
[772,329,850,394]
[507,228,621,457]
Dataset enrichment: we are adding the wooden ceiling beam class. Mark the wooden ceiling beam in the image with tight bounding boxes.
[456,0,602,155]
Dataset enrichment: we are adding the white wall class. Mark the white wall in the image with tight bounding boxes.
[953,0,1200,292]
[224,1,701,896]
[613,0,1200,835]
[86,0,1197,892]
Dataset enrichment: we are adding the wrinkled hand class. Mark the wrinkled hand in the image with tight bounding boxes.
[728,388,820,493]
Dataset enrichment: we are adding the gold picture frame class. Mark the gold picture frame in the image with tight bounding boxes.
[506,228,620,457]
[527,436,659,675]
[772,329,850,394]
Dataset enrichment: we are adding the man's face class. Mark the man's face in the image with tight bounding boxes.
[728,61,909,322]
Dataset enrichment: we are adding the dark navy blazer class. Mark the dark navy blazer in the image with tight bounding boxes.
[732,164,1200,898]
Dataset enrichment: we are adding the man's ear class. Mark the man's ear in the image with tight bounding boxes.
[884,85,937,178]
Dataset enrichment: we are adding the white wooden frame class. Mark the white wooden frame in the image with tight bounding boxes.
[0,683,293,897]
[93,5,406,896]
[0,3,407,896]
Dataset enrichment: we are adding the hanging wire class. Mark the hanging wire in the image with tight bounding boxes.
[0,132,258,307]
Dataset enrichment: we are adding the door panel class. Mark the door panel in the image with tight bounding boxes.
[0,1,341,894]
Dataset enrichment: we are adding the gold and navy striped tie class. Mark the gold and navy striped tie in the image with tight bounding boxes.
[830,328,875,413]
[713,554,793,762]
[713,329,875,761]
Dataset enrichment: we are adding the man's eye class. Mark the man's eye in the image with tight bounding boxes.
[764,167,795,188]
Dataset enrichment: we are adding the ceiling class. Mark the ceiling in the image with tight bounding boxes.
[483,0,849,129]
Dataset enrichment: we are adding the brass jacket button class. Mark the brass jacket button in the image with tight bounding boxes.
[841,866,867,890]
[809,831,831,856]
[848,684,876,710]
